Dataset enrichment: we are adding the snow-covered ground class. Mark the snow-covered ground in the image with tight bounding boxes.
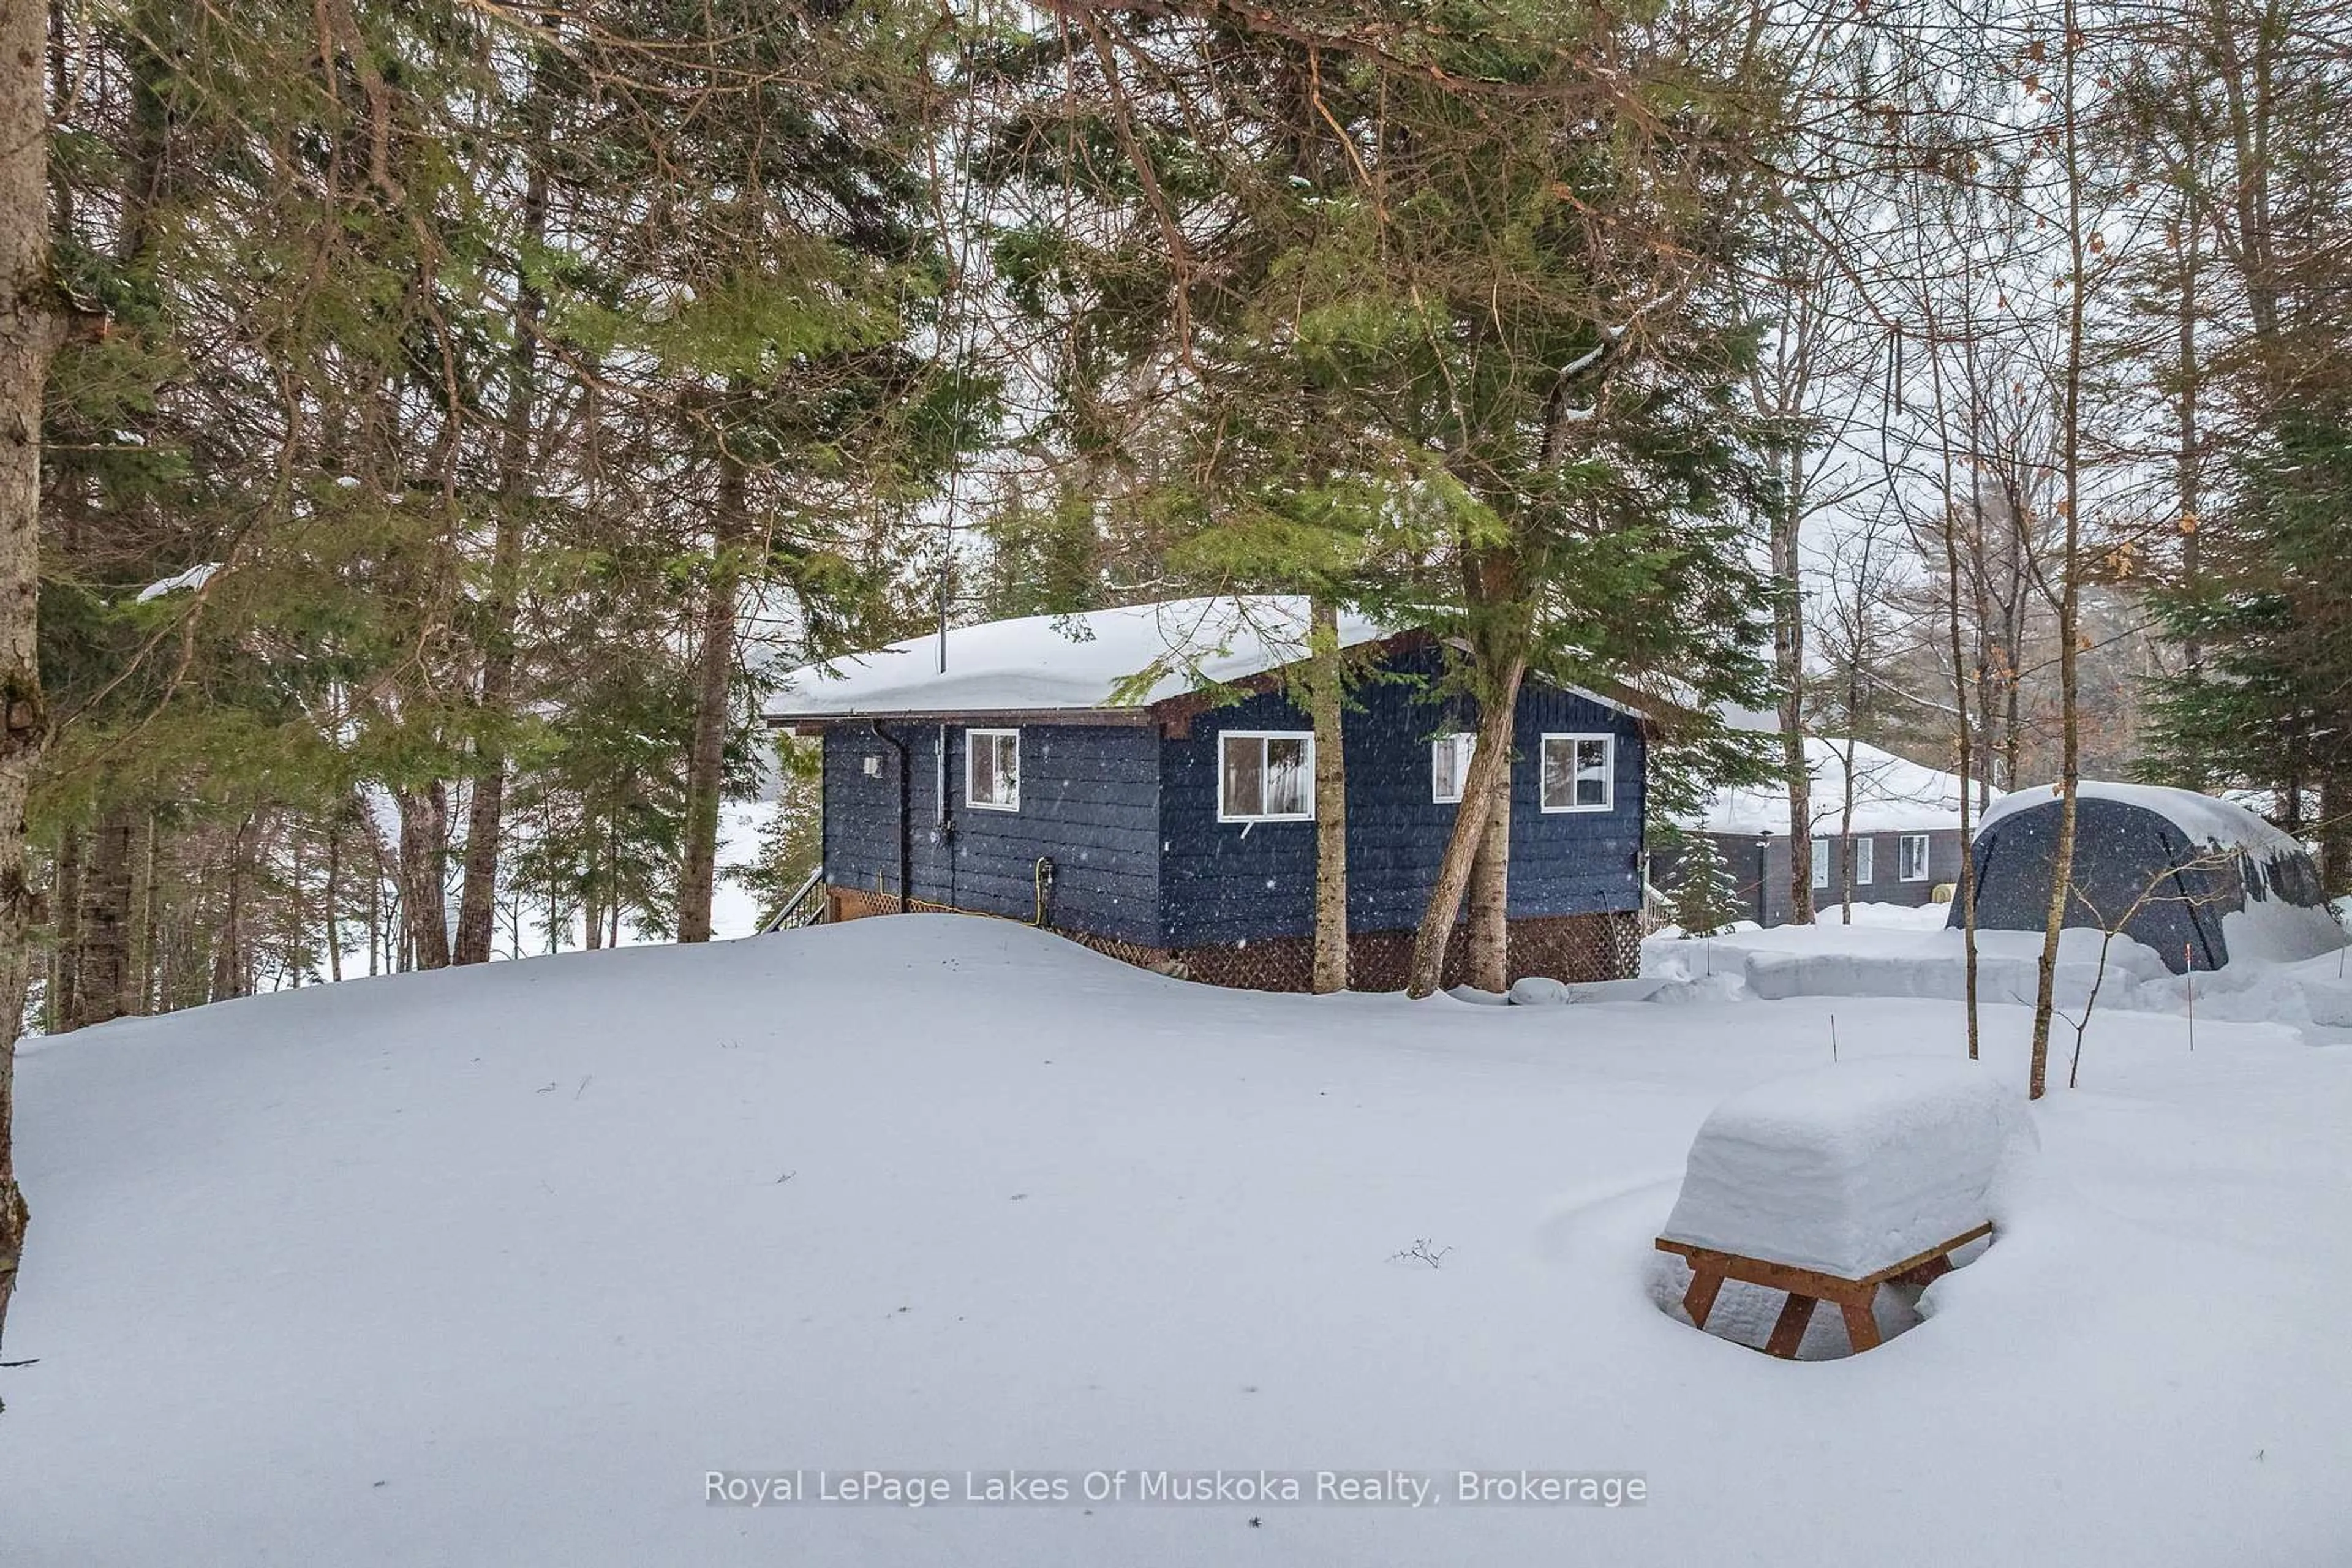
[6,916,2351,1564]
[1656,907,2352,1035]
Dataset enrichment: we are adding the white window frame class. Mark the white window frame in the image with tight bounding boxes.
[1217,730,1316,823]
[1430,732,1477,804]
[1899,833,1931,883]
[1811,837,1831,889]
[1539,733,1615,813]
[964,728,1020,813]
[1852,836,1874,886]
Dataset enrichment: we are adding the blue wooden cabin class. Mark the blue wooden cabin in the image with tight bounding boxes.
[763,598,1649,990]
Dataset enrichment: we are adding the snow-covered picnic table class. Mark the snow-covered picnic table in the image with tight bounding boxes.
[1656,1057,2029,1356]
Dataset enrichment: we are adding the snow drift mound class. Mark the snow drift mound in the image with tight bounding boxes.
[7,914,2352,1568]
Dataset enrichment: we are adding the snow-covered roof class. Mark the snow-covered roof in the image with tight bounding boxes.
[1979,781,2310,863]
[1687,738,1994,839]
[765,597,1390,721]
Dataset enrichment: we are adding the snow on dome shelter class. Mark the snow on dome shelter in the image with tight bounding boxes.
[1954,782,2347,974]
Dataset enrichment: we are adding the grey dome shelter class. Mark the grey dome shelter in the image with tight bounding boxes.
[1953,783,2344,975]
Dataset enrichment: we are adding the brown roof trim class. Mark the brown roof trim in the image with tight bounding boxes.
[766,707,1158,734]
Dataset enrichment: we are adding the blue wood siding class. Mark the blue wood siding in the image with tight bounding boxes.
[821,723,914,901]
[1691,827,1966,927]
[1505,680,1648,919]
[1158,687,1326,948]
[823,723,1162,946]
[820,644,1646,952]
[1158,647,1645,948]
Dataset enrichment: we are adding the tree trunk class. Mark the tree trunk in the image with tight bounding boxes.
[450,762,507,964]
[59,7,170,1027]
[1771,475,1814,925]
[2029,763,2081,1101]
[159,839,194,1011]
[1836,751,1857,926]
[0,924,30,1352]
[584,820,607,950]
[1,0,66,1343]
[676,432,750,943]
[288,829,306,987]
[365,807,385,978]
[77,805,136,1025]
[1938,428,1982,1061]
[452,18,557,965]
[130,810,156,1014]
[397,785,451,970]
[1407,654,1527,998]
[1834,543,1874,926]
[324,819,342,983]
[1464,756,1512,993]
[1308,600,1348,993]
[2000,614,2023,791]
[2175,211,2203,685]
[48,827,80,1032]
[211,818,253,1003]
[2029,4,2089,1102]
[1971,529,1997,810]
[2319,775,2350,899]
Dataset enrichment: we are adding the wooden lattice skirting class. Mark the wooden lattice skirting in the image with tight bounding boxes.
[823,884,1640,992]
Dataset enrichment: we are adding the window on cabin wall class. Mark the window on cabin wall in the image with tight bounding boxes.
[1430,733,1476,803]
[1811,838,1831,889]
[1539,734,1613,812]
[1899,833,1931,882]
[1219,731,1314,821]
[1852,837,1874,885]
[966,728,1020,811]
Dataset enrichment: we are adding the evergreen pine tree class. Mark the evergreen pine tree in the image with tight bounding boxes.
[1667,832,1743,939]
[2146,406,2352,886]
[998,5,1786,995]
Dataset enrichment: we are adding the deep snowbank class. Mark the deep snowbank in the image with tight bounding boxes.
[5,918,2350,1566]
[1648,918,2352,1038]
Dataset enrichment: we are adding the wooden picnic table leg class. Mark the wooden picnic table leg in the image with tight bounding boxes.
[1682,1262,1727,1330]
[1895,1253,1954,1289]
[1764,1291,1817,1359]
[1838,1284,1882,1353]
